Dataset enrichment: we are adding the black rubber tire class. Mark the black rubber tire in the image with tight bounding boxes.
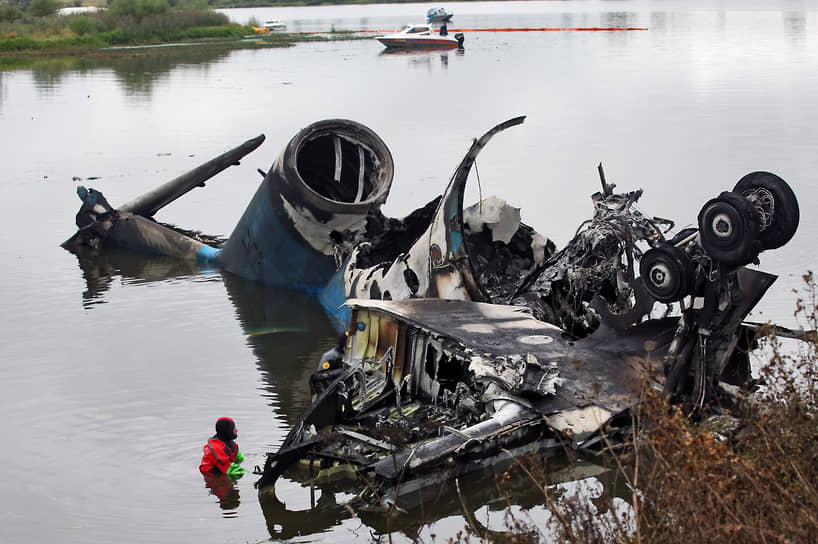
[697,191,761,267]
[733,171,799,250]
[640,245,695,303]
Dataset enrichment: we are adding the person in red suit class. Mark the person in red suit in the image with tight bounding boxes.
[199,417,245,477]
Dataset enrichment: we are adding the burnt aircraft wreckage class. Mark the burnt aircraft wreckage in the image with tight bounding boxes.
[64,116,801,508]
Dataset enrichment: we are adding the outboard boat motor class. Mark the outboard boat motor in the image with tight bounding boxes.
[455,32,465,49]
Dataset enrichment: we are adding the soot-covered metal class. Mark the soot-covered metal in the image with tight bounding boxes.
[62,117,802,510]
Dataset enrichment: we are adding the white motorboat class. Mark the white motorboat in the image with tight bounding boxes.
[375,24,464,50]
[426,7,453,23]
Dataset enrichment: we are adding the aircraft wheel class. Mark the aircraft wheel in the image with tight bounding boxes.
[733,171,799,250]
[640,245,695,303]
[697,191,761,267]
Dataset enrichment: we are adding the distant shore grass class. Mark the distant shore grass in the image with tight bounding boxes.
[0,0,368,58]
[206,0,461,7]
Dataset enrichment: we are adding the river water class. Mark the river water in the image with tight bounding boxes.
[1,1,816,542]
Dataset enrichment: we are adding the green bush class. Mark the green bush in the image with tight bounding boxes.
[0,4,24,22]
[69,16,99,35]
[109,0,170,18]
[0,36,41,50]
[98,28,130,44]
[27,0,61,17]
[174,24,244,39]
[95,9,229,41]
[170,0,209,10]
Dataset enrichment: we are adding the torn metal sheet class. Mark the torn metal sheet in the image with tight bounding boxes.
[463,196,521,245]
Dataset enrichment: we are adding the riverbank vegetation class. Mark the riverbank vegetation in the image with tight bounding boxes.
[0,0,362,56]
[449,273,818,543]
[205,0,458,7]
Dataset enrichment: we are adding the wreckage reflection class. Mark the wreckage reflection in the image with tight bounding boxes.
[258,449,624,540]
[71,244,340,425]
[258,481,351,540]
[73,246,212,308]
[220,273,340,425]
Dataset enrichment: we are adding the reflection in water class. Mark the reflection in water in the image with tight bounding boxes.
[106,47,233,97]
[649,11,669,33]
[379,46,463,70]
[602,12,640,46]
[222,273,338,425]
[360,455,616,538]
[258,448,622,540]
[72,246,208,307]
[1,45,233,96]
[202,472,241,514]
[69,241,340,426]
[783,11,806,44]
[31,59,72,94]
[258,482,349,540]
[71,243,339,425]
[602,11,638,29]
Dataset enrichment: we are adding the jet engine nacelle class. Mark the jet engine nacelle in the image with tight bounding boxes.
[217,119,394,292]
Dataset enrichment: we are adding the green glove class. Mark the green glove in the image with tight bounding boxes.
[226,462,246,478]
[226,448,246,479]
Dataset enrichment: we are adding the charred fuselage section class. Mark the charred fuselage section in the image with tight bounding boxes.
[62,117,802,511]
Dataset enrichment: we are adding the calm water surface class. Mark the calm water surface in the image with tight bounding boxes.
[1,1,817,542]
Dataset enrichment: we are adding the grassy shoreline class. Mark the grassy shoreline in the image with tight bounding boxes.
[0,0,371,59]
[207,0,462,7]
[0,29,357,60]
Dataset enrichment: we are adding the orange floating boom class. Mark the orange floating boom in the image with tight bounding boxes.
[450,27,648,32]
[355,27,648,33]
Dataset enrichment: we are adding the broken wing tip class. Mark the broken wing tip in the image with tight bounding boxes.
[493,115,526,134]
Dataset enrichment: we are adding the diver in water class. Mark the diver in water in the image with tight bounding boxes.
[199,417,245,477]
